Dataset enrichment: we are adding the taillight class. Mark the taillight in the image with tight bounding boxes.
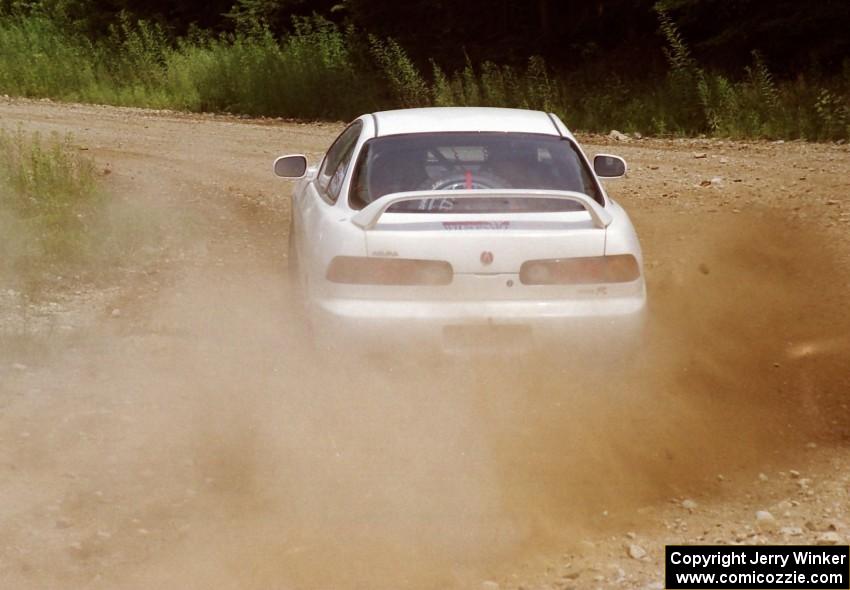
[520,254,640,285]
[326,256,453,285]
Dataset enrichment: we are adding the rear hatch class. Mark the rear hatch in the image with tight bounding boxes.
[350,190,612,300]
[366,211,604,274]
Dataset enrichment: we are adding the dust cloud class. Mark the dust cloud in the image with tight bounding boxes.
[2,208,848,590]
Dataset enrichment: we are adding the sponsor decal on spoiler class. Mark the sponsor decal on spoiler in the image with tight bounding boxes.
[442,221,511,231]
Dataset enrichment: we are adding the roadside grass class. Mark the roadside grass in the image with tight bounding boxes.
[0,128,102,281]
[371,21,850,140]
[0,128,177,296]
[0,15,380,119]
[0,13,847,140]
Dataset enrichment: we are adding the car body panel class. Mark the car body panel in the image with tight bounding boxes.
[372,107,562,138]
[279,107,646,355]
[364,217,605,275]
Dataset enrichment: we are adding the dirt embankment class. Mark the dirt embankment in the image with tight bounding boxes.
[0,99,849,590]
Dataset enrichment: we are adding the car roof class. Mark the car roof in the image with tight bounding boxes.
[371,107,563,138]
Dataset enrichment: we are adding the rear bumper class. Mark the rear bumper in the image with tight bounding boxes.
[309,295,646,356]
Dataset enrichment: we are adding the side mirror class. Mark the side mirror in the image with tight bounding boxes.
[273,154,308,178]
[593,154,627,178]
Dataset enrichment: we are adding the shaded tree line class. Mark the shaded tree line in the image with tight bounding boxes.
[2,0,848,78]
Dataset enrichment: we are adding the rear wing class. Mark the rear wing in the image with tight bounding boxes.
[350,189,613,231]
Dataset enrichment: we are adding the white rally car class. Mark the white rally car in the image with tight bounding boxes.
[275,107,645,356]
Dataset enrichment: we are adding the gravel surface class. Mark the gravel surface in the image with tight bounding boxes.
[1,98,848,590]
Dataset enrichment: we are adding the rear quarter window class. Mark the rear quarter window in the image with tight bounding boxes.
[316,120,363,202]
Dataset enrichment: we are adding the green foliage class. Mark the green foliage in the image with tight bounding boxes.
[478,62,508,106]
[0,128,100,274]
[168,17,374,118]
[814,89,850,140]
[0,13,379,118]
[4,0,850,84]
[0,11,847,141]
[368,35,429,107]
[655,7,704,132]
[224,0,277,33]
[106,14,169,86]
[645,9,850,140]
[0,128,173,291]
[656,7,695,75]
[524,56,556,111]
[458,57,480,106]
[429,60,452,107]
[745,52,780,113]
[696,72,736,133]
[0,15,98,98]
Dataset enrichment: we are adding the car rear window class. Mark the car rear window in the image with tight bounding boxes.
[349,132,603,212]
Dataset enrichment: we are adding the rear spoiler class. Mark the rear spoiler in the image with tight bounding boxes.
[350,189,612,230]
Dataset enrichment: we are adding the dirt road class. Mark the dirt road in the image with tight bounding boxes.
[1,98,849,589]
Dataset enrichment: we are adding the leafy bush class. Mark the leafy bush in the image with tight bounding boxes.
[0,16,98,99]
[0,13,381,119]
[0,12,846,140]
[368,35,429,108]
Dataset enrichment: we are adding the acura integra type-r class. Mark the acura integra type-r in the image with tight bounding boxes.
[274,107,646,355]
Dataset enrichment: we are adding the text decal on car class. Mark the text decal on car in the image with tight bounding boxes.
[442,221,511,231]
